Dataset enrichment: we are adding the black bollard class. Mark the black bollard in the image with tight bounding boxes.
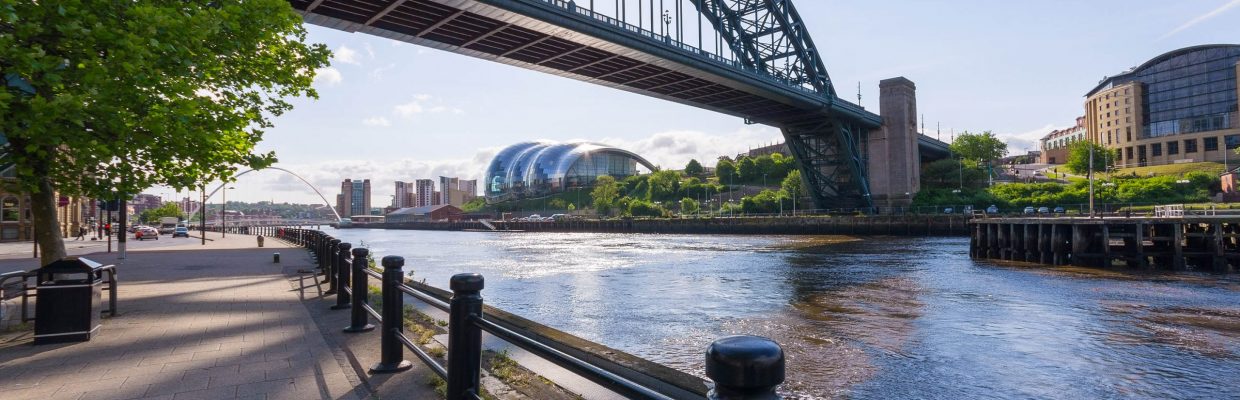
[329,241,349,310]
[705,335,785,400]
[371,255,413,373]
[447,273,484,400]
[344,247,375,333]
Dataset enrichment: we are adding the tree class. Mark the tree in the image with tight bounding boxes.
[1,1,331,264]
[1065,140,1115,175]
[920,159,987,189]
[716,158,738,182]
[646,170,681,201]
[781,170,805,199]
[737,157,759,182]
[684,159,704,177]
[950,131,1008,165]
[679,197,700,215]
[138,203,184,224]
[591,175,620,215]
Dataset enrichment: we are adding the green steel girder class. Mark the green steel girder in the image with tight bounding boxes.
[689,0,834,97]
[783,120,873,211]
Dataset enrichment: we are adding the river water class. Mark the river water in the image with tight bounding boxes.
[322,228,1240,399]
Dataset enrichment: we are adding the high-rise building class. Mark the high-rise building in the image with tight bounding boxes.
[1085,45,1240,168]
[439,176,459,206]
[394,181,411,208]
[338,179,371,217]
[458,179,478,202]
[415,179,435,207]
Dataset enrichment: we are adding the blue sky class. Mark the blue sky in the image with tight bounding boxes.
[175,0,1240,205]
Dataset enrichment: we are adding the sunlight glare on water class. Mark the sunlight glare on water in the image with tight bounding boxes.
[327,228,1240,399]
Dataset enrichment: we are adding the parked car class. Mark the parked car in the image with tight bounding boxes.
[136,227,159,240]
[943,207,954,214]
[1053,206,1066,214]
[986,205,999,214]
[172,226,190,238]
[1023,206,1036,214]
[1037,207,1050,214]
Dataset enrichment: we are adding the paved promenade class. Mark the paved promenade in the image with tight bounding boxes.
[0,233,434,400]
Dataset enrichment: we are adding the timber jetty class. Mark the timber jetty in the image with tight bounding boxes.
[970,216,1239,272]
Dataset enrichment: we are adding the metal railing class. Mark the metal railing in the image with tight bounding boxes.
[275,228,787,399]
[0,264,118,323]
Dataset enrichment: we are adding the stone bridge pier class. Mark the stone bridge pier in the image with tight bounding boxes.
[867,77,921,212]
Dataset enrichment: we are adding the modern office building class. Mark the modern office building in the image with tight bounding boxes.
[393,181,412,208]
[484,141,655,203]
[1039,117,1087,164]
[1085,44,1240,168]
[414,179,435,207]
[337,179,371,217]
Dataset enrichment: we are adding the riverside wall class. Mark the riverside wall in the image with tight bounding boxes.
[371,215,972,236]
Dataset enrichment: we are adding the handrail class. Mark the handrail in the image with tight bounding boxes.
[283,227,787,399]
[472,315,674,400]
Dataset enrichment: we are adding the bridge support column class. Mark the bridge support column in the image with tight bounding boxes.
[867,77,920,213]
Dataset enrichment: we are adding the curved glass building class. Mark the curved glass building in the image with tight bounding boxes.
[1085,44,1240,167]
[485,141,655,202]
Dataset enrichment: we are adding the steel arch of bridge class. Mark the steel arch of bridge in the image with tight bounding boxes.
[290,0,880,210]
[691,0,833,97]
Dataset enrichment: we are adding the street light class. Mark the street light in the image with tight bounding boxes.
[222,186,235,238]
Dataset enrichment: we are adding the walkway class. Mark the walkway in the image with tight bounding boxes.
[0,233,434,400]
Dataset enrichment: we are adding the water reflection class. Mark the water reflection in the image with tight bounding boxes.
[326,229,1240,399]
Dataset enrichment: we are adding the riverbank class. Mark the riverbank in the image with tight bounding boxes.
[369,215,971,236]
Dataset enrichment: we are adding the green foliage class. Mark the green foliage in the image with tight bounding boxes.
[781,170,804,198]
[627,199,669,217]
[1,0,328,195]
[547,198,567,209]
[1,0,330,260]
[740,190,789,214]
[950,131,1008,164]
[646,170,682,201]
[461,197,486,213]
[737,157,759,182]
[715,157,738,182]
[684,159,704,177]
[591,175,621,215]
[139,203,183,223]
[920,159,988,189]
[679,197,700,214]
[1065,140,1115,174]
[917,173,1219,210]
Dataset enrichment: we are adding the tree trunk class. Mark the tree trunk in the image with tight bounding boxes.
[30,170,67,266]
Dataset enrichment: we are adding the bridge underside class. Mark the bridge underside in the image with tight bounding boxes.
[291,0,908,210]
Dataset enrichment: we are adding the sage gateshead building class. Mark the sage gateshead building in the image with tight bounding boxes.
[1085,44,1240,168]
[485,141,655,203]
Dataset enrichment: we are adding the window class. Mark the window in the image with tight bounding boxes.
[1205,137,1219,151]
[1226,134,1240,150]
[1168,141,1179,155]
[1152,143,1162,156]
[1185,139,1198,153]
[0,197,17,222]
[1126,147,1134,160]
[1126,127,1132,142]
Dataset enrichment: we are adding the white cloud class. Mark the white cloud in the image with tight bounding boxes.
[362,116,391,127]
[596,127,783,170]
[393,94,465,117]
[993,124,1063,154]
[370,63,396,80]
[363,42,376,59]
[333,45,360,65]
[1161,0,1240,39]
[313,67,342,85]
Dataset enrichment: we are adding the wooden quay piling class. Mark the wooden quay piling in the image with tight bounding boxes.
[969,216,1239,272]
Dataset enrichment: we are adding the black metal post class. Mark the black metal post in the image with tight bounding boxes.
[344,247,375,333]
[371,255,413,373]
[329,239,344,299]
[447,273,484,399]
[705,335,785,400]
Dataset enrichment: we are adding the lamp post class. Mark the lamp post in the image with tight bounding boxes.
[222,186,235,238]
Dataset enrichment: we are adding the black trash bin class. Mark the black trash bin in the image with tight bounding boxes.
[34,257,104,344]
